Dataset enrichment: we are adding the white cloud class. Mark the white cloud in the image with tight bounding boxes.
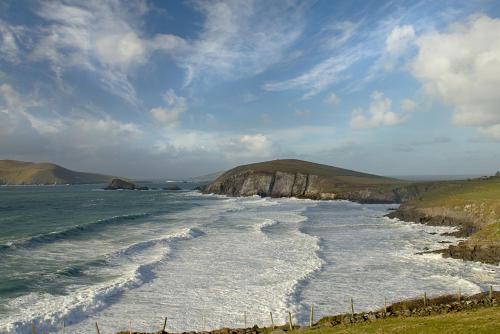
[263,45,368,98]
[412,15,500,139]
[178,0,304,85]
[324,92,340,105]
[385,25,415,56]
[350,91,406,130]
[150,89,187,127]
[0,20,26,62]
[238,134,273,157]
[401,98,417,112]
[28,1,183,105]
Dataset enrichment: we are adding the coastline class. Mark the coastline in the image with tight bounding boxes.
[387,204,500,265]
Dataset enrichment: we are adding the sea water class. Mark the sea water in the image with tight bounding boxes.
[0,185,498,333]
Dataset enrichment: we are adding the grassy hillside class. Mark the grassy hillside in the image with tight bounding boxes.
[222,159,401,186]
[0,160,113,185]
[297,307,500,334]
[205,159,413,202]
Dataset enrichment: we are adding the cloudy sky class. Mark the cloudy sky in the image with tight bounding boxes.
[1,0,500,178]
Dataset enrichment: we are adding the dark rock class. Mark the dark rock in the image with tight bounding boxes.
[163,185,182,191]
[104,178,148,190]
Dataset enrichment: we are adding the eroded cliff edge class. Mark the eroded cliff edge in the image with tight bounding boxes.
[200,159,423,203]
[202,169,425,203]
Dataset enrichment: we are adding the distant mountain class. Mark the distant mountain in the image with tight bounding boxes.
[201,159,422,203]
[0,160,114,185]
[190,170,225,183]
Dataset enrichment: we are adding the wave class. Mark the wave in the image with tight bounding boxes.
[1,226,205,334]
[269,211,326,323]
[0,213,151,253]
[255,218,279,234]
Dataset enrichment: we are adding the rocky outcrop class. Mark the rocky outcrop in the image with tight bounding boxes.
[439,242,500,265]
[202,170,429,203]
[387,205,478,237]
[105,178,148,190]
[388,204,500,265]
[163,185,182,191]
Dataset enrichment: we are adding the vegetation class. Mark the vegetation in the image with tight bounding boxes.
[296,307,500,334]
[222,159,404,186]
[0,159,113,185]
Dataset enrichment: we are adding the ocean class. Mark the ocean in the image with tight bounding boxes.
[0,184,498,333]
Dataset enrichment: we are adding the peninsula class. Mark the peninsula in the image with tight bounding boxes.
[0,159,113,185]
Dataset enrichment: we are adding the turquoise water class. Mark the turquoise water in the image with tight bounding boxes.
[0,184,197,305]
[0,186,498,334]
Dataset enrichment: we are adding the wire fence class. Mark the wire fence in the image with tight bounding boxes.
[28,286,497,334]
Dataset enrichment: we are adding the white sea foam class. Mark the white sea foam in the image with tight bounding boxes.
[0,227,205,334]
[2,195,499,334]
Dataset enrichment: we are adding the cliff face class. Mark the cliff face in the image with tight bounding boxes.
[201,168,423,203]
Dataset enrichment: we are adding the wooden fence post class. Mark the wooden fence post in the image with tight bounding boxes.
[423,292,427,307]
[457,288,461,303]
[162,317,167,333]
[244,311,247,329]
[129,320,132,334]
[288,311,293,331]
[95,322,101,334]
[350,298,354,318]
[384,297,387,315]
[489,286,493,301]
[61,320,65,334]
[309,304,314,328]
[270,312,275,330]
[32,322,35,334]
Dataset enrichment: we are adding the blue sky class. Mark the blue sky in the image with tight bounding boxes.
[1,0,500,178]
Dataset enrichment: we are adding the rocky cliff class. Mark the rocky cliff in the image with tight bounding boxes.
[200,159,425,203]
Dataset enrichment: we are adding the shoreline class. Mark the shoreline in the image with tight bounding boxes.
[115,291,499,334]
[387,205,500,265]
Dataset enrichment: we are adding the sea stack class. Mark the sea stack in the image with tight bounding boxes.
[104,178,148,190]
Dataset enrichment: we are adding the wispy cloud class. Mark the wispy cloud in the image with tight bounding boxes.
[178,0,306,85]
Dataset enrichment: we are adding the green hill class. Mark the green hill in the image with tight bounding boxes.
[0,160,113,185]
[202,159,415,203]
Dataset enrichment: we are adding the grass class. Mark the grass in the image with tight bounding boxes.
[295,306,500,334]
[412,177,500,221]
[223,159,405,186]
[402,176,500,250]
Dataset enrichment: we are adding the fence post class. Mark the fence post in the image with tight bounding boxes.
[384,297,387,315]
[457,288,461,303]
[309,304,314,328]
[95,322,101,334]
[244,311,247,329]
[489,286,493,301]
[162,317,167,333]
[32,322,35,334]
[288,311,293,331]
[270,312,275,330]
[129,320,132,334]
[61,320,65,334]
[350,298,354,318]
[423,292,427,307]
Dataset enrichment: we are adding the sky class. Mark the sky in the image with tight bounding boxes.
[1,0,500,179]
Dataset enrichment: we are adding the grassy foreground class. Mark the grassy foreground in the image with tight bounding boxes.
[294,306,500,334]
